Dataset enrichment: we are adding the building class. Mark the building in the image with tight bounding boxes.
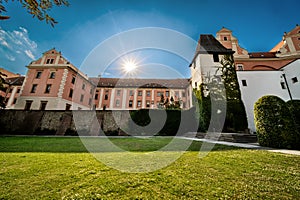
[14,49,96,110]
[0,68,24,109]
[3,48,191,111]
[90,78,191,110]
[190,34,234,91]
[216,25,300,132]
[2,25,299,133]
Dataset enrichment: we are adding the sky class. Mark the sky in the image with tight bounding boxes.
[0,0,300,78]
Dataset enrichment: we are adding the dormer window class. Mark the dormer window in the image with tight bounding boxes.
[46,58,54,64]
[224,36,228,41]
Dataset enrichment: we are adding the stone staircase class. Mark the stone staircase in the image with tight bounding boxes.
[195,132,257,143]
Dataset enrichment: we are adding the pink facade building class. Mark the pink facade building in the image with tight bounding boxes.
[5,48,191,110]
[216,25,300,71]
[14,49,95,110]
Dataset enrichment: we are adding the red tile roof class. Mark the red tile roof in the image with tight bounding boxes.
[249,52,277,58]
[89,78,190,89]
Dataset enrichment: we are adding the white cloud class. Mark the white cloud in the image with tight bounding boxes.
[24,49,36,60]
[6,54,16,61]
[0,26,38,73]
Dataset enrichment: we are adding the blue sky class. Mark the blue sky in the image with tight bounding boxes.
[1,0,300,78]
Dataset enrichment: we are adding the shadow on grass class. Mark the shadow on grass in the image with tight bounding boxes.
[0,136,241,153]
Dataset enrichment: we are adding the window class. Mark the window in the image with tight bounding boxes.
[71,76,76,84]
[69,89,73,98]
[104,94,108,100]
[13,98,17,104]
[157,92,161,97]
[17,88,20,93]
[117,90,121,96]
[224,36,228,41]
[280,82,286,89]
[146,90,151,97]
[115,99,120,107]
[175,91,179,97]
[129,100,133,107]
[95,93,99,100]
[46,58,54,64]
[49,71,55,79]
[31,84,37,93]
[166,91,169,97]
[45,84,52,93]
[146,101,150,108]
[129,90,134,96]
[65,104,71,110]
[241,80,247,86]
[88,98,92,106]
[213,54,219,62]
[137,100,141,107]
[138,90,142,96]
[182,92,186,97]
[237,65,244,71]
[80,94,84,102]
[24,100,33,110]
[292,77,298,83]
[35,71,42,79]
[82,83,86,90]
[40,101,47,110]
[195,82,198,88]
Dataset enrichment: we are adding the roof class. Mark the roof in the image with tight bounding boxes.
[5,76,25,85]
[196,34,235,54]
[89,78,190,89]
[249,52,277,58]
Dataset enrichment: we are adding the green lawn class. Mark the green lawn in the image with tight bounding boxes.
[0,136,299,199]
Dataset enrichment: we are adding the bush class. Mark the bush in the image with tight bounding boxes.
[223,100,248,132]
[254,95,299,149]
[128,109,197,136]
[286,100,300,134]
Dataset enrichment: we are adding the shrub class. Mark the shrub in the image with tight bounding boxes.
[128,109,197,136]
[254,95,299,149]
[223,100,248,132]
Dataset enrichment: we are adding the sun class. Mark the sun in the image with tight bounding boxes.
[123,60,138,73]
[121,57,140,74]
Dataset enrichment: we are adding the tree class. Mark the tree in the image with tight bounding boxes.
[0,0,70,27]
[219,54,248,132]
[0,71,7,109]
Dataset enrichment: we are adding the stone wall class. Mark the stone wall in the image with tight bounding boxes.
[0,110,131,136]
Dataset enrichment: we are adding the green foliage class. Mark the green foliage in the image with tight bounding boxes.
[223,100,248,132]
[254,95,299,149]
[0,71,7,109]
[286,100,300,144]
[128,109,196,136]
[194,85,211,132]
[219,54,248,132]
[0,0,69,26]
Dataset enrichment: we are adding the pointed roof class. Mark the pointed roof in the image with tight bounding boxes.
[217,27,232,33]
[196,34,234,54]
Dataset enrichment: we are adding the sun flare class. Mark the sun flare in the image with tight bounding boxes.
[123,60,138,73]
[121,56,140,74]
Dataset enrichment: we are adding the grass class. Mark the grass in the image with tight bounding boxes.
[0,136,299,199]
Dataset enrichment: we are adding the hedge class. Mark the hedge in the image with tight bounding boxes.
[254,95,299,149]
[128,108,197,136]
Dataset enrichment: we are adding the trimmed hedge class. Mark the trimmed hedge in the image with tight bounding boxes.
[128,109,197,136]
[254,95,300,149]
